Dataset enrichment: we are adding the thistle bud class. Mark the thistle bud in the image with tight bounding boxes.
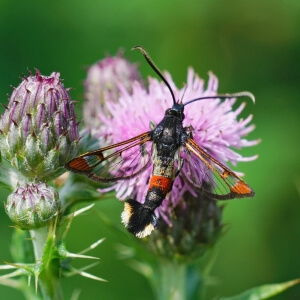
[84,53,142,128]
[146,190,224,262]
[0,70,79,181]
[5,182,60,230]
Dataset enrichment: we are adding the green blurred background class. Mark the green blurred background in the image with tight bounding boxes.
[0,0,299,299]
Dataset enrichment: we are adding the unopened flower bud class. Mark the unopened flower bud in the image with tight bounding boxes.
[146,190,223,262]
[84,53,142,128]
[0,70,79,181]
[5,182,60,230]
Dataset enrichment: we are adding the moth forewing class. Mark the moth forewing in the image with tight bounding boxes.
[184,138,254,199]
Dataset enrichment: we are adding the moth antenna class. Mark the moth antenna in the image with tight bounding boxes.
[132,46,176,105]
[179,83,188,105]
[183,91,255,106]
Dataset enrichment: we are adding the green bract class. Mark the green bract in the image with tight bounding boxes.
[0,70,79,181]
[5,182,60,230]
[146,189,224,262]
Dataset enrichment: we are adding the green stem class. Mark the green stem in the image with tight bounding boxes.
[30,227,49,260]
[156,261,186,300]
[30,227,63,300]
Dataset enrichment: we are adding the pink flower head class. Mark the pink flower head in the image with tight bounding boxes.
[92,68,258,224]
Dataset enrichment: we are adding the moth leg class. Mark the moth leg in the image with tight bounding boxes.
[174,150,184,178]
[168,153,184,192]
[184,125,194,138]
[149,120,157,130]
[175,158,184,178]
[139,142,147,157]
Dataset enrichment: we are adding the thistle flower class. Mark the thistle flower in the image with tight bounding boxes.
[93,69,258,227]
[84,53,142,129]
[0,70,79,181]
[5,182,60,230]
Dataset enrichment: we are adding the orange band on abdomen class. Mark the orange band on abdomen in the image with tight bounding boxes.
[149,175,173,194]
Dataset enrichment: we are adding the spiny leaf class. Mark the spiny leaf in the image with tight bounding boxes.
[78,238,105,255]
[64,262,99,277]
[67,266,107,282]
[61,204,95,227]
[0,265,17,270]
[219,278,300,300]
[34,273,39,294]
[57,242,99,260]
[65,252,99,260]
[0,269,24,279]
[2,261,35,275]
[0,277,21,288]
[41,226,57,266]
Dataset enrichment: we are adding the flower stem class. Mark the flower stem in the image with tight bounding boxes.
[30,226,63,300]
[156,260,186,300]
[30,227,49,260]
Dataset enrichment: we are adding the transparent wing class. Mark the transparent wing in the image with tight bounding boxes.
[65,132,152,182]
[183,138,254,199]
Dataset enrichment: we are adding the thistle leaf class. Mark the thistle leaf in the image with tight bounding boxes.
[219,278,300,300]
[78,238,105,255]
